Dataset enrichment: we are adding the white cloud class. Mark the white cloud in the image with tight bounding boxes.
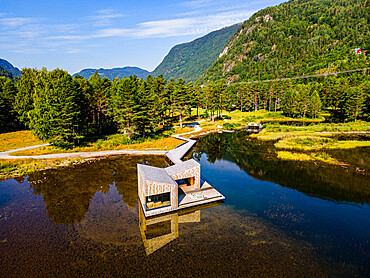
[137,18,193,37]
[94,28,131,38]
[0,17,36,28]
[97,10,253,38]
[182,0,219,8]
[65,48,83,54]
[47,35,90,41]
[0,6,254,55]
[89,9,124,27]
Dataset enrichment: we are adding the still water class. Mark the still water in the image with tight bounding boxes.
[0,132,369,277]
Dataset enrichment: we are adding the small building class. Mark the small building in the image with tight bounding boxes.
[138,159,222,217]
[354,48,366,55]
[138,130,225,217]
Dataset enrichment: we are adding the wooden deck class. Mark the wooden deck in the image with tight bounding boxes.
[178,181,225,209]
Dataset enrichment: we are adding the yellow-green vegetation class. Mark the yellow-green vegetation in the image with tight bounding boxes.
[0,157,85,180]
[0,130,44,152]
[262,121,370,134]
[251,121,370,151]
[10,127,193,156]
[277,151,340,164]
[276,137,370,150]
[240,110,325,123]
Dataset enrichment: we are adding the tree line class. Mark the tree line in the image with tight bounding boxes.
[0,68,369,148]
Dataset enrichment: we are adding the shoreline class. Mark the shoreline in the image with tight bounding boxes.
[1,125,369,180]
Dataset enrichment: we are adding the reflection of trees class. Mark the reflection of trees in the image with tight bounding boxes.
[192,133,232,163]
[29,155,167,225]
[192,132,370,204]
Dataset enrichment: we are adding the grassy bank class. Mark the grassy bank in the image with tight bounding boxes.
[0,157,88,180]
[4,127,193,156]
[1,110,369,179]
[0,130,44,152]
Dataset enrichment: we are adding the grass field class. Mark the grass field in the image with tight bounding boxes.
[1,110,369,178]
[0,130,44,152]
[6,127,193,156]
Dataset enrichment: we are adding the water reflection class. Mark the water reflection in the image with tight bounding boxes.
[190,132,370,204]
[27,155,168,225]
[0,153,368,277]
[139,202,221,255]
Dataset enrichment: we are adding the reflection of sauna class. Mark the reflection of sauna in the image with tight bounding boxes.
[139,202,221,255]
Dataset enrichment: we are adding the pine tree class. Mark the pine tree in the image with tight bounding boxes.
[309,91,322,119]
[173,78,187,128]
[14,68,37,127]
[345,86,365,122]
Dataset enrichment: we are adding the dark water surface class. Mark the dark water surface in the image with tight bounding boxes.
[0,133,369,277]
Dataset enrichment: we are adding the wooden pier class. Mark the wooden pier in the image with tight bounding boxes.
[137,130,225,217]
[242,123,263,133]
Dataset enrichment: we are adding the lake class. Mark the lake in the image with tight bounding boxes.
[0,132,369,277]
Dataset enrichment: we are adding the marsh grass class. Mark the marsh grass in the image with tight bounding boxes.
[276,137,370,150]
[277,151,340,164]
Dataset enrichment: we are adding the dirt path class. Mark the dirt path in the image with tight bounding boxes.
[0,124,204,160]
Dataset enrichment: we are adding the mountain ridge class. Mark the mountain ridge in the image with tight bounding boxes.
[199,0,369,84]
[73,66,150,81]
[152,23,241,83]
[0,58,22,78]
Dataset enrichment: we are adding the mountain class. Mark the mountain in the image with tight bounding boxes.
[199,0,369,84]
[73,66,150,81]
[0,58,22,78]
[151,23,241,83]
[0,66,13,79]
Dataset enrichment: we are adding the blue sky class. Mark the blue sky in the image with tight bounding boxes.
[0,0,284,74]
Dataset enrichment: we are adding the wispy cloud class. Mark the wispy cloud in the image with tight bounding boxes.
[65,48,83,54]
[89,9,124,27]
[96,10,252,38]
[0,4,253,56]
[0,17,36,28]
[182,0,220,8]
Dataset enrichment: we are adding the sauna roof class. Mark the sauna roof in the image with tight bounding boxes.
[165,159,200,176]
[138,164,177,185]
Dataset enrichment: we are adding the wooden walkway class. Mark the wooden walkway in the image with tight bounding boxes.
[165,124,201,164]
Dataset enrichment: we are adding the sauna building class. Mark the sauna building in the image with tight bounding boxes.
[137,131,225,217]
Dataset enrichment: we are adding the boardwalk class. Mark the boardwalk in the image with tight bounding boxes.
[138,124,225,217]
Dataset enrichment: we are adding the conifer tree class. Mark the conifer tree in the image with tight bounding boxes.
[14,68,38,127]
[0,77,18,132]
[173,78,187,127]
[345,86,365,122]
[309,91,322,119]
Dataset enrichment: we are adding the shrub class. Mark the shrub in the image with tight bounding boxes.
[223,123,234,130]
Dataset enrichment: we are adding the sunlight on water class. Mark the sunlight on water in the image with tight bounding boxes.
[0,135,369,277]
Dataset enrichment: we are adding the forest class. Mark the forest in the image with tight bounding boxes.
[0,67,369,148]
[200,0,370,84]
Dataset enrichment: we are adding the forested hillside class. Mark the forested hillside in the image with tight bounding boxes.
[0,58,22,78]
[73,66,150,81]
[200,0,369,84]
[0,66,13,80]
[152,24,240,83]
